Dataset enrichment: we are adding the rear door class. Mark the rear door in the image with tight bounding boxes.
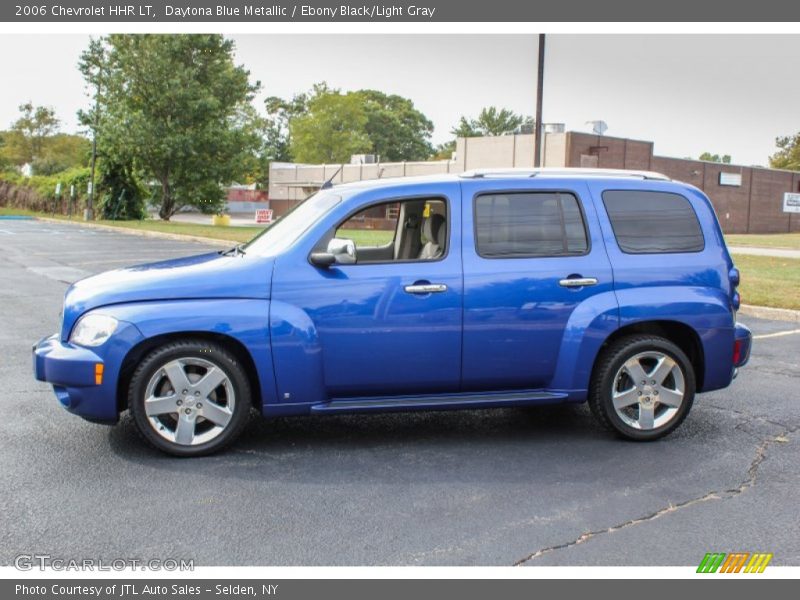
[460,178,615,391]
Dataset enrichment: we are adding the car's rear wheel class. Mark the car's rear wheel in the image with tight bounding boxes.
[589,335,695,441]
[129,340,251,456]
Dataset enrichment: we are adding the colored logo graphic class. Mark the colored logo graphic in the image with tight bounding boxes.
[697,552,773,573]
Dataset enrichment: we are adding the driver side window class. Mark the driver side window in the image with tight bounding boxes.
[332,198,448,264]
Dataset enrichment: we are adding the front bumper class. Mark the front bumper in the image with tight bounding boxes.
[32,322,144,423]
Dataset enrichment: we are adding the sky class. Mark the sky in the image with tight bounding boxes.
[0,34,798,166]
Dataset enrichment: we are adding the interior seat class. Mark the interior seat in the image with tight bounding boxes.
[418,214,446,260]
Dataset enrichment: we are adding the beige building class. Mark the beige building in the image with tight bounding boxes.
[268,131,800,234]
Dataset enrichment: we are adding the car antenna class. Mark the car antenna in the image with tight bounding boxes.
[320,166,342,190]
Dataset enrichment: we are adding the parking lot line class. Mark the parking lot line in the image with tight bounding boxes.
[753,328,800,340]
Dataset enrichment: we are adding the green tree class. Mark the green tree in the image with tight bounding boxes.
[289,90,370,163]
[451,106,533,137]
[79,35,260,219]
[354,90,433,161]
[96,158,146,220]
[266,84,434,164]
[248,95,298,186]
[0,132,9,170]
[430,140,456,160]
[699,152,732,164]
[265,83,333,165]
[5,103,60,165]
[32,134,91,175]
[769,133,800,171]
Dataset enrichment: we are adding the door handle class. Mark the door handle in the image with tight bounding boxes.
[404,283,448,294]
[559,277,598,288]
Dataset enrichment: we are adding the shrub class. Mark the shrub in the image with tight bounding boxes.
[0,167,91,213]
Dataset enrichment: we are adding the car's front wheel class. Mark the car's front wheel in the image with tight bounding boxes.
[129,340,252,456]
[589,335,696,441]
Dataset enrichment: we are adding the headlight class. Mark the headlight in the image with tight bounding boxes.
[70,314,119,347]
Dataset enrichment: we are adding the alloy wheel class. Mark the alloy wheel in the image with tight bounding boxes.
[143,357,235,446]
[611,351,686,431]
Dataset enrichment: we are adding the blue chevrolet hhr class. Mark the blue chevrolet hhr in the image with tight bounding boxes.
[33,168,752,456]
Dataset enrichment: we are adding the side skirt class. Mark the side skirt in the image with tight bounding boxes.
[310,390,568,415]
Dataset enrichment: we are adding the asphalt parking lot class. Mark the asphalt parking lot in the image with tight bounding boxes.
[1,218,798,566]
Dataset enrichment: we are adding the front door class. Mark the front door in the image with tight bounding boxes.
[271,190,462,399]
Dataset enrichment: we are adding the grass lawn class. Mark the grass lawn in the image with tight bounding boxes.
[339,229,395,246]
[93,219,264,243]
[732,254,800,311]
[0,206,49,218]
[725,232,800,250]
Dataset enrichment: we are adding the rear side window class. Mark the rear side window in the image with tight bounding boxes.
[602,190,704,254]
[475,192,588,257]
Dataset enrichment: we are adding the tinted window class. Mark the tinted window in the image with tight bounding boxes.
[475,192,588,257]
[602,190,704,254]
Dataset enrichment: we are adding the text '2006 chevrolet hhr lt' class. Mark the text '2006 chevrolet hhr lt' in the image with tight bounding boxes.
[33,168,752,456]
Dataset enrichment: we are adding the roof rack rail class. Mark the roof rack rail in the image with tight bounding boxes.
[458,167,671,181]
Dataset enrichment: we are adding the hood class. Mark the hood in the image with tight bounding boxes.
[61,252,273,339]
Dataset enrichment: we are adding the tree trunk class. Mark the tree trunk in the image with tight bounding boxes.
[158,178,173,221]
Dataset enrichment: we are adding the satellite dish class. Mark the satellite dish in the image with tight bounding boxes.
[586,120,608,135]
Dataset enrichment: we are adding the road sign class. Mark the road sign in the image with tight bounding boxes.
[784,192,800,213]
[255,208,274,224]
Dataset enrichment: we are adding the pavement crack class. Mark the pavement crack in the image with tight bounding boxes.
[704,403,793,430]
[514,424,797,565]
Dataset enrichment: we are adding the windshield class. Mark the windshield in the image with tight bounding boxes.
[243,192,342,256]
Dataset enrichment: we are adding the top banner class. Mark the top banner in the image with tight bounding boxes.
[3,0,800,22]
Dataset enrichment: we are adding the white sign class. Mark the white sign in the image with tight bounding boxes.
[719,172,742,187]
[255,208,274,224]
[784,192,800,214]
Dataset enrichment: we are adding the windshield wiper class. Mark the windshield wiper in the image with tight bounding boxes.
[221,243,246,256]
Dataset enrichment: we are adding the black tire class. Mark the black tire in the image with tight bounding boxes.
[589,335,696,441]
[129,340,252,457]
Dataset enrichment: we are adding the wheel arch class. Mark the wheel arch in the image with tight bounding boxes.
[116,331,263,415]
[593,320,705,392]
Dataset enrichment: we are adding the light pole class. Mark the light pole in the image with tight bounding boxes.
[534,33,545,168]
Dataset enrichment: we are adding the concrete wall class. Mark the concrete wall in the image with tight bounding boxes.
[269,160,459,203]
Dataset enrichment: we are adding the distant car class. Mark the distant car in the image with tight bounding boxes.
[33,168,752,456]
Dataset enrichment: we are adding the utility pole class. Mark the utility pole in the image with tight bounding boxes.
[534,33,545,168]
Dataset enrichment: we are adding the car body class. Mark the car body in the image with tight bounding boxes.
[33,168,752,455]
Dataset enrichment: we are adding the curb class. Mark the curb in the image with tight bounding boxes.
[739,304,800,323]
[729,246,800,259]
[35,216,233,247]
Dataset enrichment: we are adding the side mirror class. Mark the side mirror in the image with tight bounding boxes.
[310,238,357,268]
[309,252,335,267]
